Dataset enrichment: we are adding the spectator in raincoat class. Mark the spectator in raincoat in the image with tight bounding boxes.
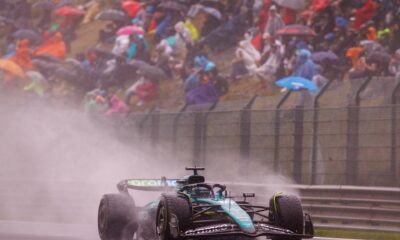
[293,49,316,81]
[34,32,67,60]
[263,5,285,38]
[256,40,284,88]
[126,34,150,62]
[185,71,219,106]
[106,95,130,115]
[293,49,317,106]
[112,35,130,56]
[185,19,199,42]
[172,21,193,62]
[185,56,215,93]
[11,39,32,70]
[353,0,377,30]
[125,76,159,106]
[155,38,174,78]
[231,34,261,80]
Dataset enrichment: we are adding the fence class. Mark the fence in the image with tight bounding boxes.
[99,76,400,187]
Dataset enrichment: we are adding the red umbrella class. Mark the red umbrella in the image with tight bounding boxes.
[276,24,316,37]
[54,6,85,17]
[122,1,142,18]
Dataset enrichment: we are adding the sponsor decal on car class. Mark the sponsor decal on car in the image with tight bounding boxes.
[127,179,178,187]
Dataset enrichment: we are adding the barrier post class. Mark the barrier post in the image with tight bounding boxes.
[274,91,292,171]
[293,105,304,183]
[391,78,400,185]
[199,101,219,167]
[173,104,188,149]
[311,79,334,184]
[240,95,258,160]
[150,110,160,146]
[345,76,373,185]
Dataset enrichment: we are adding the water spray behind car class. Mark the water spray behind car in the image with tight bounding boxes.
[0,93,299,230]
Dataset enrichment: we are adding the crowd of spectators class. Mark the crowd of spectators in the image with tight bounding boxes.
[1,0,400,114]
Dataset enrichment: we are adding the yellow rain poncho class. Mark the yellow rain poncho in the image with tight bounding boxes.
[185,20,199,42]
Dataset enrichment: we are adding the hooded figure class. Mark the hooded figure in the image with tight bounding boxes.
[354,0,377,30]
[173,21,193,61]
[185,81,219,105]
[12,39,32,70]
[235,34,261,75]
[112,35,130,56]
[106,95,130,115]
[293,49,316,80]
[34,32,67,59]
[263,5,285,37]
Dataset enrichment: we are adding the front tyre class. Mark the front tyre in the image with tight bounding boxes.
[98,193,138,240]
[156,195,191,240]
[269,194,304,240]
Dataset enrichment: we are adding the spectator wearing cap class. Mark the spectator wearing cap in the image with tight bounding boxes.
[263,5,285,38]
[256,40,284,90]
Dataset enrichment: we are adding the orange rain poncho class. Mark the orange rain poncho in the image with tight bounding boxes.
[11,39,32,70]
[346,47,364,70]
[34,32,67,60]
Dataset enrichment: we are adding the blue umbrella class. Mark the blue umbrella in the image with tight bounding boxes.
[276,76,319,92]
[311,51,338,62]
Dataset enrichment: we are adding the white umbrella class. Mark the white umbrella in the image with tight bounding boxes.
[273,0,307,10]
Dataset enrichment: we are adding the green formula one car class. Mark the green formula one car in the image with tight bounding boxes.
[98,167,314,240]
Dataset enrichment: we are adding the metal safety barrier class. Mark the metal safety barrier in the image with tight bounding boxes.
[0,180,399,233]
[224,183,400,233]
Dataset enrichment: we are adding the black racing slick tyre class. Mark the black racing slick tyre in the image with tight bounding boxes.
[269,194,304,240]
[98,193,138,240]
[156,195,191,240]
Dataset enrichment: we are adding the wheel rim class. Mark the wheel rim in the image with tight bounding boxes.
[156,205,166,237]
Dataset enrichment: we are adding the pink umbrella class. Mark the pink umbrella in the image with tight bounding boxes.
[117,25,144,36]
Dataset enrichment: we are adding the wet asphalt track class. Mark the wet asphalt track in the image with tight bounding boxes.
[0,221,357,240]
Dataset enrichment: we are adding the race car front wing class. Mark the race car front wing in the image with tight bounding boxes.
[181,223,313,239]
[180,214,314,239]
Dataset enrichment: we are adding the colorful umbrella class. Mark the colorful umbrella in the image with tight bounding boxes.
[367,51,391,64]
[12,29,42,43]
[276,76,318,92]
[159,1,186,12]
[129,60,168,81]
[311,51,338,62]
[32,54,61,63]
[55,0,77,9]
[33,0,55,9]
[273,0,306,10]
[122,1,142,18]
[117,25,144,36]
[55,6,85,17]
[0,59,26,79]
[96,9,129,22]
[360,40,384,53]
[276,24,316,37]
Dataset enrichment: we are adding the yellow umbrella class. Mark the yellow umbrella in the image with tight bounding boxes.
[0,59,26,79]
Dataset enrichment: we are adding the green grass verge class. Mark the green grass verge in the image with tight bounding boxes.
[316,228,400,240]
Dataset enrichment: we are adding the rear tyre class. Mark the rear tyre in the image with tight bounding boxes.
[269,194,304,240]
[156,195,191,240]
[98,193,138,240]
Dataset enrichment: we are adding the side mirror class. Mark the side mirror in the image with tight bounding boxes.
[243,193,255,202]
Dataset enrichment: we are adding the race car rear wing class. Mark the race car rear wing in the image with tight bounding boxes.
[117,178,179,193]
